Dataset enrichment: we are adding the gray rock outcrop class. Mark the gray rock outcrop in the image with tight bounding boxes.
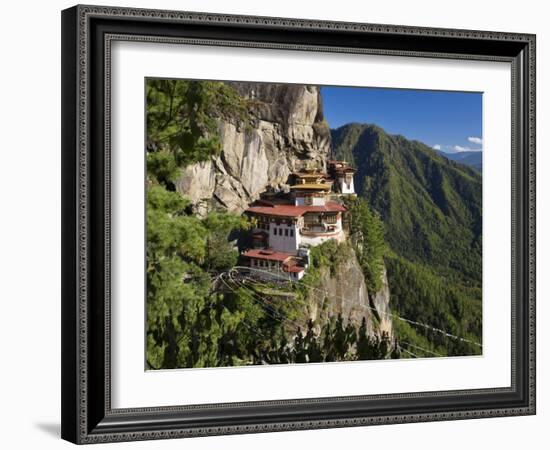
[370,267,393,336]
[175,82,331,214]
[304,246,392,340]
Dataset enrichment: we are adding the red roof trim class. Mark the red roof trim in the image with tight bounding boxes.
[246,201,346,217]
[283,265,305,273]
[242,249,293,262]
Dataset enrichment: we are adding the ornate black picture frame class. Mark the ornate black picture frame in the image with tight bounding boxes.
[61,4,536,444]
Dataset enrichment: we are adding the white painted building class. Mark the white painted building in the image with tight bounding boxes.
[300,213,345,247]
[246,202,347,252]
[337,173,355,194]
[328,160,356,195]
[242,249,306,281]
[243,165,354,280]
[267,219,301,254]
[294,193,327,206]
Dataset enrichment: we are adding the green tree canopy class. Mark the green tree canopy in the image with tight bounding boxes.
[146,79,250,187]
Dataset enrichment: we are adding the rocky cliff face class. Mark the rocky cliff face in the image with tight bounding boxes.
[176,82,392,340]
[370,267,393,336]
[176,82,331,214]
[304,246,392,339]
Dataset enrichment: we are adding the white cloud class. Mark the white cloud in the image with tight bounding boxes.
[439,143,483,154]
[468,136,483,145]
[453,145,470,152]
[451,145,482,153]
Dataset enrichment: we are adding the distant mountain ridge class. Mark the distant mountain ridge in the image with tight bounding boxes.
[331,122,482,284]
[438,150,482,172]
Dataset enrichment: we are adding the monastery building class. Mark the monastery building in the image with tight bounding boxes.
[241,160,356,281]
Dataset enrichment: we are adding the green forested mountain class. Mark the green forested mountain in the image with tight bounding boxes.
[332,123,482,283]
[332,123,482,356]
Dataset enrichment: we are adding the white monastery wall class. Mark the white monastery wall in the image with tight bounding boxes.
[268,222,300,253]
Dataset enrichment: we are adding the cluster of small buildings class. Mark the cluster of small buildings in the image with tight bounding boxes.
[241,160,356,281]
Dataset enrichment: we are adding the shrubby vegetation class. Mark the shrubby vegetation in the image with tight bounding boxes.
[146,185,251,368]
[146,79,253,368]
[344,197,387,292]
[386,253,482,356]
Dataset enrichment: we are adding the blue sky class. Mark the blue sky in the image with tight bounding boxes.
[321,86,483,154]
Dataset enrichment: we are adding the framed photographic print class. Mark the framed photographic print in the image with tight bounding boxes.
[61,4,536,444]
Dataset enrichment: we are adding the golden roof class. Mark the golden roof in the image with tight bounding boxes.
[290,183,332,191]
[294,172,328,179]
